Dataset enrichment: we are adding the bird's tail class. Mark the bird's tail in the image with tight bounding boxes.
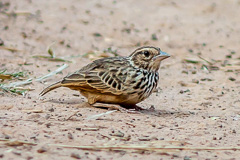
[39,81,62,96]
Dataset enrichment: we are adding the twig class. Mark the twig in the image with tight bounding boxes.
[0,138,239,151]
[36,64,68,82]
[81,128,99,131]
[48,144,240,151]
[0,138,37,146]
[86,110,117,120]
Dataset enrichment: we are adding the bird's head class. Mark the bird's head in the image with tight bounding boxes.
[129,46,170,72]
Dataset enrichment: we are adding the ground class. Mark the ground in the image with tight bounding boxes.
[0,0,240,159]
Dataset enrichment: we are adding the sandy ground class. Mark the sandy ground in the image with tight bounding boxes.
[0,0,240,159]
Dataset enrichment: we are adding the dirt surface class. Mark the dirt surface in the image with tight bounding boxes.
[0,0,240,159]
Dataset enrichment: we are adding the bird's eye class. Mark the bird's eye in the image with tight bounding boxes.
[143,51,150,57]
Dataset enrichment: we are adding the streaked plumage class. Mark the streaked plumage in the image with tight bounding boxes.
[40,46,170,108]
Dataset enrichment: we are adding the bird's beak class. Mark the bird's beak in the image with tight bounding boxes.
[153,51,170,61]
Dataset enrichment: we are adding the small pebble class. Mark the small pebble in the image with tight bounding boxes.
[229,77,236,81]
[37,147,48,153]
[71,153,81,159]
[110,130,124,137]
[184,156,191,160]
[68,132,74,139]
[192,79,199,84]
[48,108,54,112]
[12,150,21,156]
[138,137,151,141]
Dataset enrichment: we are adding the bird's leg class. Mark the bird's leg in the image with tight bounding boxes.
[88,96,97,105]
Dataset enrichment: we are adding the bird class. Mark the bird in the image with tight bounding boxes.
[39,46,170,110]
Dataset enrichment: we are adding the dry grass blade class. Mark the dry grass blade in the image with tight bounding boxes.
[0,79,33,95]
[1,138,239,151]
[220,65,240,71]
[22,109,43,113]
[198,55,213,65]
[0,70,12,81]
[0,85,25,95]
[183,59,200,64]
[13,11,32,16]
[0,70,25,79]
[86,110,117,120]
[0,70,32,95]
[0,46,21,52]
[32,55,72,62]
[0,74,12,81]
[33,42,72,62]
[47,144,240,151]
[3,78,32,88]
[47,42,56,58]
[3,11,33,16]
[36,64,68,82]
[14,87,34,91]
[0,138,37,146]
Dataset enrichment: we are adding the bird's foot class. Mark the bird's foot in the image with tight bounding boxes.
[120,104,144,111]
[67,103,144,120]
[118,104,144,113]
[94,104,141,114]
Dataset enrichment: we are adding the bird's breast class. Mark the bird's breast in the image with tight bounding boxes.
[135,71,159,102]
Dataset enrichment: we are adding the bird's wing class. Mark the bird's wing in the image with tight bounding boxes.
[61,57,130,95]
